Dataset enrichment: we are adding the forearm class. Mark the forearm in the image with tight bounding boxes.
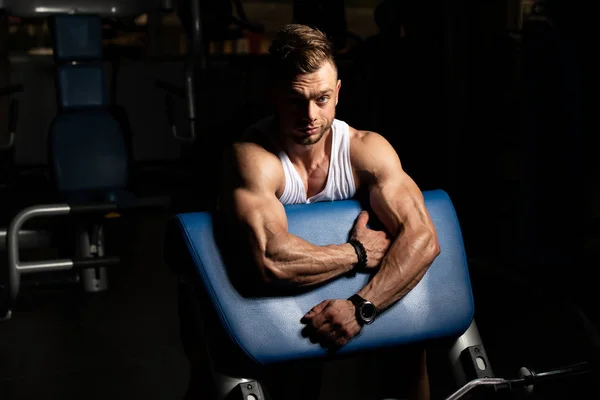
[358,228,439,311]
[262,232,358,287]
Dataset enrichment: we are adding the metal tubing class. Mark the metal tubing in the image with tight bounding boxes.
[189,0,204,62]
[7,204,70,303]
[444,378,507,400]
[0,229,51,251]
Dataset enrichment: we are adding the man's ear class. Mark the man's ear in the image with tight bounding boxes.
[335,79,342,106]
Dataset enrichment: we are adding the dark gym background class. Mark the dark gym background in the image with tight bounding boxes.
[0,0,597,399]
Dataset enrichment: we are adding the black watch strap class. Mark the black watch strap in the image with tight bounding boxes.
[348,294,366,307]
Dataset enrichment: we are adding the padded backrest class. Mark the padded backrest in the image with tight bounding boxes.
[48,14,128,194]
[172,189,475,365]
[50,110,128,193]
[52,14,102,61]
[56,64,107,108]
[51,14,107,109]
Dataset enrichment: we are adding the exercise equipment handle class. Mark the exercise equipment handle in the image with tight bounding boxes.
[69,197,169,214]
[444,361,595,399]
[5,203,127,318]
[182,62,196,143]
[155,77,196,143]
[73,257,120,269]
[69,203,118,214]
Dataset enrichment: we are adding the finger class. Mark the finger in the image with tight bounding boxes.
[301,324,313,338]
[382,233,392,246]
[300,311,313,323]
[302,309,330,331]
[330,322,361,349]
[315,323,337,340]
[307,309,330,330]
[333,335,350,348]
[301,320,324,339]
[322,327,348,349]
[315,321,336,336]
[354,210,369,228]
[309,315,338,345]
[310,322,334,344]
[301,302,327,323]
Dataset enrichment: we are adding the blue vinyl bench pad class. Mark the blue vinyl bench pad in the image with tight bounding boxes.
[176,189,474,365]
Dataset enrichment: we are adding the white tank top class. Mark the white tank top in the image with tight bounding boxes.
[278,119,356,205]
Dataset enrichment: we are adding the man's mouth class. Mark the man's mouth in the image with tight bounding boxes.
[300,127,319,135]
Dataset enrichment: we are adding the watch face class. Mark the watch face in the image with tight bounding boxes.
[360,302,377,324]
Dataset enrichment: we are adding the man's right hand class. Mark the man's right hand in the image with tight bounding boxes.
[350,211,391,269]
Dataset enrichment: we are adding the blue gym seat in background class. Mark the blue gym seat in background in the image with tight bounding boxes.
[49,14,132,206]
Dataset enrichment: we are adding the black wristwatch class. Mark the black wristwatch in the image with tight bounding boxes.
[348,294,377,326]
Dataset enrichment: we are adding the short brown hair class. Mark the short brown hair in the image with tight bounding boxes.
[267,24,336,82]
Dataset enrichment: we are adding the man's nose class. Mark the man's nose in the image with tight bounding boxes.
[305,101,318,122]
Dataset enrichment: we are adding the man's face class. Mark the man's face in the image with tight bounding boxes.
[272,61,341,146]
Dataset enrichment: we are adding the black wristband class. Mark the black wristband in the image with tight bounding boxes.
[348,238,368,274]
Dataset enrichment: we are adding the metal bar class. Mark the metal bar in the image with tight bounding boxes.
[7,204,70,304]
[0,229,51,251]
[73,256,119,269]
[182,62,197,143]
[69,202,117,214]
[189,0,204,63]
[18,259,73,273]
[531,362,592,383]
[444,378,507,400]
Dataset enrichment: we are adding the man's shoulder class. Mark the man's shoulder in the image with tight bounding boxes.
[349,128,398,171]
[230,140,280,169]
[347,126,383,147]
[228,117,282,179]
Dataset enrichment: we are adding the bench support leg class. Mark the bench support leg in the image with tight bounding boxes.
[448,319,495,389]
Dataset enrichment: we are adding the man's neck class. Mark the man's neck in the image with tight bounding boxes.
[284,129,332,172]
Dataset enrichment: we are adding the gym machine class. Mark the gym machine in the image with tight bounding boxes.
[0,0,172,319]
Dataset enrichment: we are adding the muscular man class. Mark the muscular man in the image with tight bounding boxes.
[213,24,440,399]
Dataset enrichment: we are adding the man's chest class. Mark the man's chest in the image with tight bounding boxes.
[304,165,330,198]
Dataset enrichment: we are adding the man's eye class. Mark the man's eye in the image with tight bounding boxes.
[317,96,329,103]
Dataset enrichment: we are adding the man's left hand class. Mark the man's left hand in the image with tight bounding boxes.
[301,299,361,349]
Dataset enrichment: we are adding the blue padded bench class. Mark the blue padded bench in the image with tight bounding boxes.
[167,189,484,398]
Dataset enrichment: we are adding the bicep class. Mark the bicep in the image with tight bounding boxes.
[232,187,288,257]
[359,134,432,236]
[370,174,430,238]
[219,142,288,263]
